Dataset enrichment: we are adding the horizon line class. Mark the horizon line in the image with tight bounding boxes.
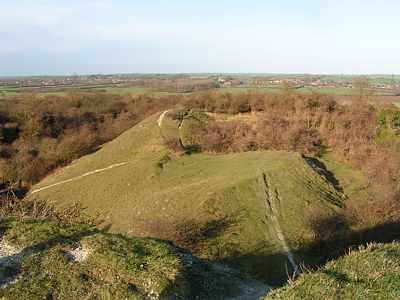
[1,72,400,78]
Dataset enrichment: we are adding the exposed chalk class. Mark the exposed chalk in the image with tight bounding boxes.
[66,244,91,262]
[29,162,128,195]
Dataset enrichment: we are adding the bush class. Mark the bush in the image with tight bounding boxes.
[165,138,184,153]
[0,194,100,227]
[288,127,324,156]
[156,153,172,170]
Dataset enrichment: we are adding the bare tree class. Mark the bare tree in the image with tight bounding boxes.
[353,76,374,103]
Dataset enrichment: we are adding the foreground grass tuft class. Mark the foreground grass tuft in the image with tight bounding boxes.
[0,218,184,299]
[265,242,400,300]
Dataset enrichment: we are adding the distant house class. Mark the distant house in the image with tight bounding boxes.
[218,77,226,84]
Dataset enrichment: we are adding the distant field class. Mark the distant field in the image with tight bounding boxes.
[217,86,280,94]
[0,85,190,97]
[1,83,398,98]
[218,85,397,97]
[0,86,19,95]
[98,86,148,94]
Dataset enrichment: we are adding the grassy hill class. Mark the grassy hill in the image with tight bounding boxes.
[30,110,353,285]
[0,218,269,299]
[265,242,400,300]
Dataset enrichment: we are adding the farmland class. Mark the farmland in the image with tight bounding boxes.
[1,74,400,99]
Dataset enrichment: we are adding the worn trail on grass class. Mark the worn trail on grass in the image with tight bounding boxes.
[262,173,299,277]
[29,162,128,195]
[157,110,170,127]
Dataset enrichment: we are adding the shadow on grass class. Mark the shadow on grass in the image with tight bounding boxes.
[321,270,355,284]
[219,249,294,287]
[211,220,400,288]
[304,220,400,267]
[303,155,344,193]
[175,216,237,250]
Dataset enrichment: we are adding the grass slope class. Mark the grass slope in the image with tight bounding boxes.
[31,111,346,284]
[0,218,183,299]
[0,218,268,299]
[265,242,400,300]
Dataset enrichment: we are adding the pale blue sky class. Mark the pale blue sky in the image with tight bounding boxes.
[1,0,399,75]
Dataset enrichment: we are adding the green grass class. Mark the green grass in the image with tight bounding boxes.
[99,87,190,96]
[31,111,350,284]
[0,218,182,299]
[299,87,354,96]
[216,86,357,96]
[217,86,281,94]
[0,218,269,299]
[320,152,371,202]
[0,86,68,96]
[217,86,398,96]
[265,242,400,300]
[98,86,149,95]
[0,85,188,97]
[0,87,19,96]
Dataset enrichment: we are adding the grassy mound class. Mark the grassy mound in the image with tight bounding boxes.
[0,218,268,299]
[0,218,183,299]
[265,242,400,300]
[31,111,351,284]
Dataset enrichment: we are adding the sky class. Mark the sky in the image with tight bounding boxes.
[1,0,399,76]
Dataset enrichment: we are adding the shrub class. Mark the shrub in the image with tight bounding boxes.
[288,127,324,156]
[165,138,184,153]
[156,153,172,170]
[0,194,100,226]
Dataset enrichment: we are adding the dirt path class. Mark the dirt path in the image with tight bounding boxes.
[178,250,270,299]
[215,263,271,300]
[269,213,299,277]
[29,162,128,195]
[157,110,170,128]
[262,173,299,277]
